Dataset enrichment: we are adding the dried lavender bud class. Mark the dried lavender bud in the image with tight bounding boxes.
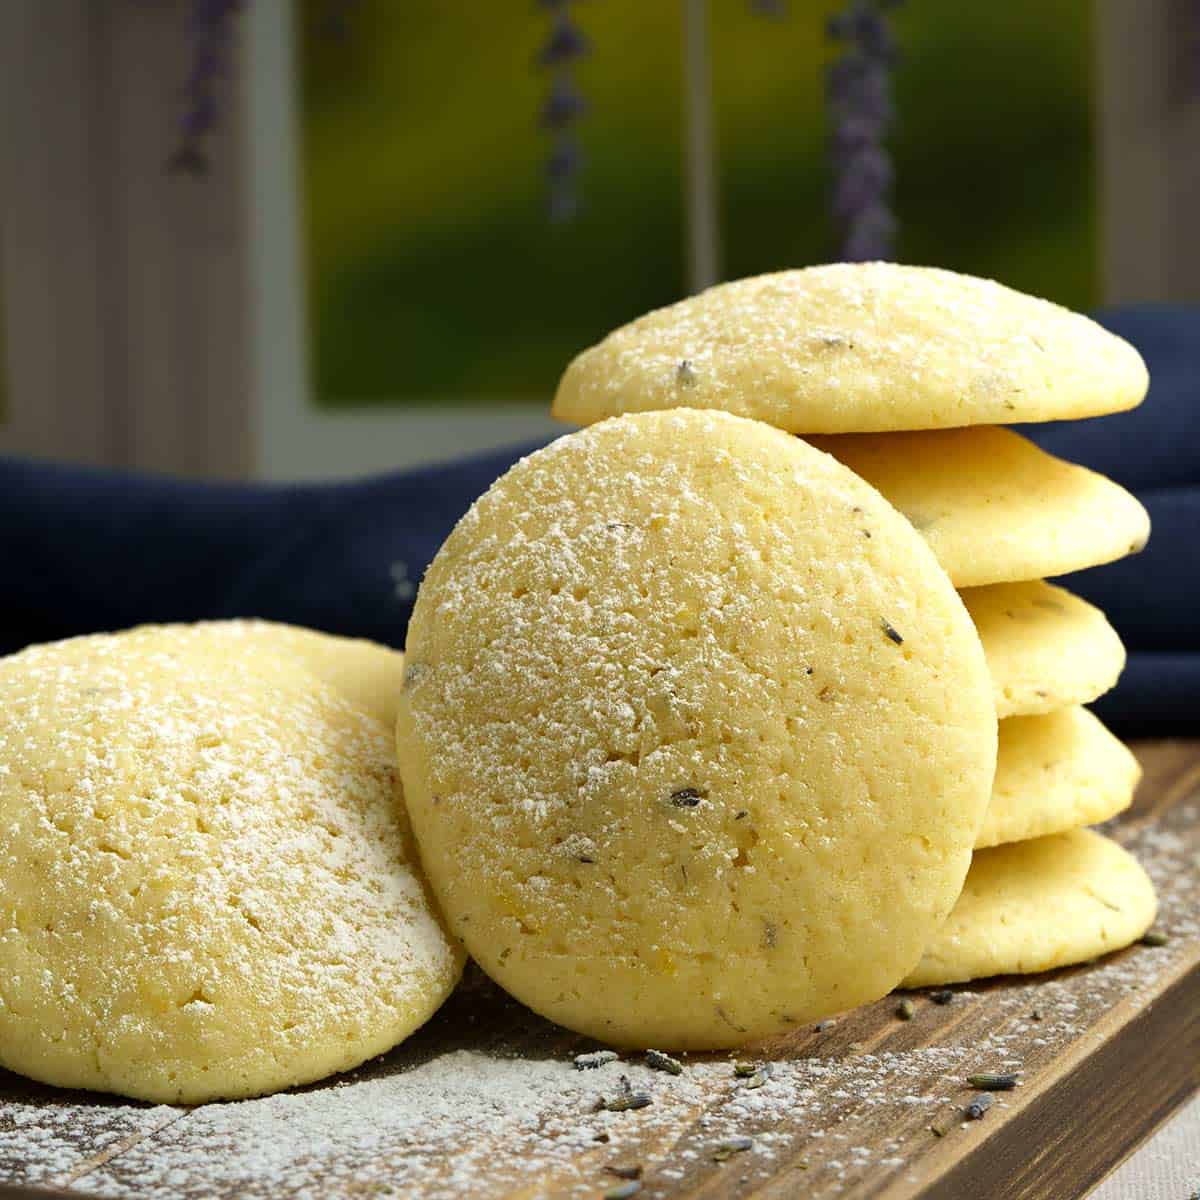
[599,1076,652,1112]
[574,1049,620,1070]
[675,359,698,387]
[1140,929,1169,946]
[929,989,955,1005]
[733,1061,759,1077]
[712,1135,754,1161]
[604,1183,642,1200]
[895,997,915,1020]
[825,0,903,260]
[965,1093,994,1120]
[815,1018,837,1031]
[599,1094,652,1113]
[881,618,904,645]
[670,787,706,807]
[744,1066,772,1089]
[967,1073,1019,1091]
[645,1049,684,1075]
[604,1164,643,1180]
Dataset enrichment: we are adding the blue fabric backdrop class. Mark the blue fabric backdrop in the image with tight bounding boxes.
[1,306,1194,734]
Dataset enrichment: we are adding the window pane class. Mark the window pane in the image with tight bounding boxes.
[299,0,1095,410]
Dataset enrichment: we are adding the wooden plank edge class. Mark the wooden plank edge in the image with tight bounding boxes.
[900,948,1200,1200]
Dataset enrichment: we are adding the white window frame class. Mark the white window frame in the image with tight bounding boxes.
[246,0,564,482]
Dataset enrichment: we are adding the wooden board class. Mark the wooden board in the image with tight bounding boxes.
[1,739,1197,1200]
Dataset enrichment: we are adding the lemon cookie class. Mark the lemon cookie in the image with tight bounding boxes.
[903,829,1156,987]
[0,625,463,1104]
[553,264,1147,433]
[176,619,406,727]
[398,409,997,1050]
[809,428,1150,588]
[979,707,1140,849]
[963,580,1125,718]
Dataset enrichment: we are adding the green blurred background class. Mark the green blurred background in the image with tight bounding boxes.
[299,0,1094,408]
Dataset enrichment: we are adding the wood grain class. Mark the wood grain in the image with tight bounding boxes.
[0,739,1197,1199]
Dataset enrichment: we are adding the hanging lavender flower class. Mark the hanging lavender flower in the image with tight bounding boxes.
[167,0,244,174]
[825,0,902,261]
[536,1,590,222]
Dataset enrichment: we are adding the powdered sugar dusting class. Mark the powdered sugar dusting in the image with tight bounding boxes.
[0,624,460,1105]
[1,785,1192,1198]
[398,410,996,1047]
[553,263,1148,433]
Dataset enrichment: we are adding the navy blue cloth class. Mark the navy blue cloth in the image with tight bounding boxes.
[1016,305,1200,733]
[0,446,543,659]
[0,304,1195,734]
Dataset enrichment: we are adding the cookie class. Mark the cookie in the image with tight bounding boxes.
[398,409,997,1050]
[0,624,463,1103]
[902,828,1156,988]
[979,707,1140,849]
[552,264,1147,433]
[963,580,1126,718]
[809,428,1150,588]
[180,619,406,727]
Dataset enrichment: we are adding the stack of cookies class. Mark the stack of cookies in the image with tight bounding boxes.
[552,263,1156,989]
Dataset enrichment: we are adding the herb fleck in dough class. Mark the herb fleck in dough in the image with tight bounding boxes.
[398,409,997,1049]
[0,622,464,1104]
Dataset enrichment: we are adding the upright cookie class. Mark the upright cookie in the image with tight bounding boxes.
[980,707,1140,849]
[399,410,997,1050]
[809,428,1150,588]
[0,625,463,1104]
[553,264,1147,433]
[903,829,1156,988]
[963,580,1125,718]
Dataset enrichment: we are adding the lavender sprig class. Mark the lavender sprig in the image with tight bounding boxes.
[825,0,903,260]
[536,1,590,222]
[167,0,246,174]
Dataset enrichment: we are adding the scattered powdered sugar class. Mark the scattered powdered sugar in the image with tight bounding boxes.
[0,782,1190,1200]
[0,621,1194,1199]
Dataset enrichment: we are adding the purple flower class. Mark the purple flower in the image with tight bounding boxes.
[168,0,244,174]
[539,78,589,130]
[536,3,590,222]
[826,0,903,260]
[536,19,590,67]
